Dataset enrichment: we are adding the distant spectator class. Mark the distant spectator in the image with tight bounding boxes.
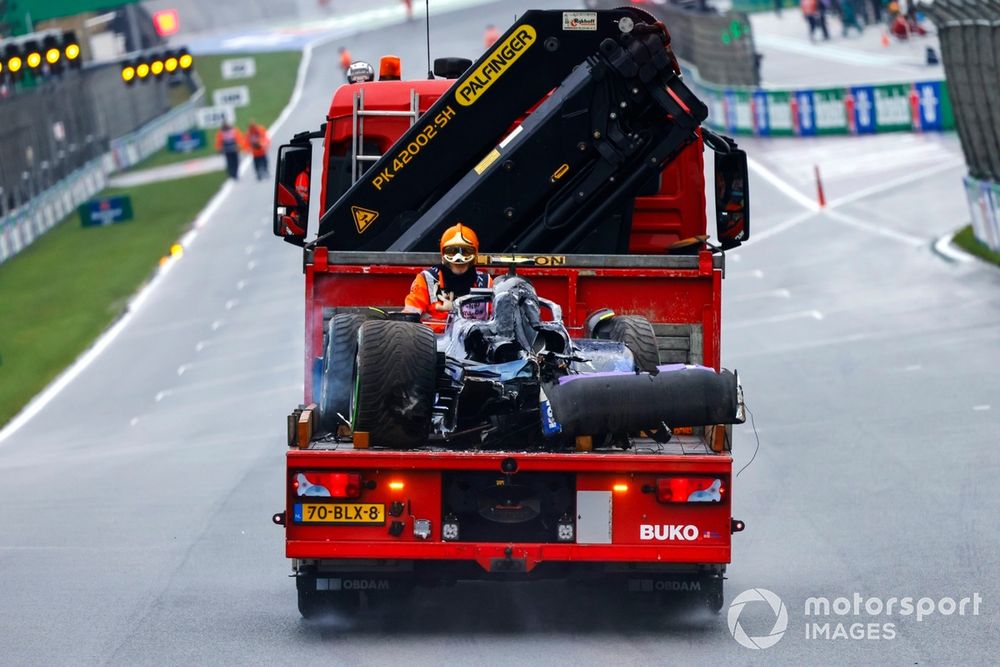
[841,0,864,35]
[338,47,352,79]
[801,0,830,41]
[215,121,245,180]
[484,24,499,48]
[906,8,928,35]
[246,120,271,181]
[889,8,927,40]
[867,0,884,23]
[774,0,783,17]
[402,0,413,21]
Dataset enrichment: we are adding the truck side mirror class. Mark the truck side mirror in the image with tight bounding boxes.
[273,143,313,246]
[714,148,750,250]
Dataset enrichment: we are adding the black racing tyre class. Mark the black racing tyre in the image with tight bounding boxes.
[608,315,660,373]
[319,314,366,433]
[351,320,437,449]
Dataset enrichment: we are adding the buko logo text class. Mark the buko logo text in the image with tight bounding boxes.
[640,524,700,541]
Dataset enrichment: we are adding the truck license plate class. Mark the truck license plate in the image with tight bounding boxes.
[294,503,385,524]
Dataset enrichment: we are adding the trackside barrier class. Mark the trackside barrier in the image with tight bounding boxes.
[916,0,1000,250]
[682,65,955,136]
[0,88,204,266]
[651,3,761,87]
[108,88,204,171]
[964,176,1000,253]
[918,0,1000,182]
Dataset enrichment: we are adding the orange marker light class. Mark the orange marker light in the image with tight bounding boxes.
[613,484,629,493]
[379,55,401,81]
[388,481,405,491]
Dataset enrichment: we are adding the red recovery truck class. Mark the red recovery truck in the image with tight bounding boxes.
[271,8,751,617]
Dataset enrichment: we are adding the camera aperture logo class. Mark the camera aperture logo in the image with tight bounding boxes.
[728,588,789,649]
[728,589,984,648]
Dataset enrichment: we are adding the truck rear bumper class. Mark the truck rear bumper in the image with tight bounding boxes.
[287,541,729,572]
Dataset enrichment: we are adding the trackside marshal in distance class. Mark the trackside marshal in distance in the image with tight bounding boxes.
[456,26,537,106]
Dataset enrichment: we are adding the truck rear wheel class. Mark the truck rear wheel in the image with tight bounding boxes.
[352,320,437,448]
[608,315,660,373]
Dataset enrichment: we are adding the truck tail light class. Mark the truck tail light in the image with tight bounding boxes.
[293,472,361,498]
[655,477,724,503]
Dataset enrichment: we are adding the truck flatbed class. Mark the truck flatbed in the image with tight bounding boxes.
[304,433,720,457]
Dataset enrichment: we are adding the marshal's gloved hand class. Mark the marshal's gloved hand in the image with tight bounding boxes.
[435,291,456,312]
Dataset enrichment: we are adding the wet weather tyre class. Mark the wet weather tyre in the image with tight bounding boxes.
[319,314,366,433]
[352,320,437,449]
[608,315,660,373]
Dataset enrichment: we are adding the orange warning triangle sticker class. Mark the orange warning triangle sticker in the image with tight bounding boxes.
[351,206,379,234]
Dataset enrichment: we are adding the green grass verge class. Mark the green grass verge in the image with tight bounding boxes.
[128,50,302,172]
[953,225,1000,266]
[0,171,226,426]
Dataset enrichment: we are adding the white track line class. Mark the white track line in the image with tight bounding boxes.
[933,232,974,263]
[751,209,819,244]
[825,160,966,209]
[823,208,926,248]
[747,157,822,213]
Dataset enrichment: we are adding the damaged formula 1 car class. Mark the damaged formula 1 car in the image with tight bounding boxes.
[320,261,744,450]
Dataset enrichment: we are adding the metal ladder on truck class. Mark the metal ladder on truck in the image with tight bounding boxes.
[350,87,421,184]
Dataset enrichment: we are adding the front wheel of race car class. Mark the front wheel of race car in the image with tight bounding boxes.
[351,320,437,449]
[608,315,660,373]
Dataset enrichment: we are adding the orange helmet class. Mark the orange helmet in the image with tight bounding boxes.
[440,223,479,265]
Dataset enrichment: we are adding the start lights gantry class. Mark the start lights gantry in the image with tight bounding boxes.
[1,30,81,81]
[119,48,193,86]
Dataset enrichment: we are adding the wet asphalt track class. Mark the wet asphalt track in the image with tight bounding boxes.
[1,1,998,664]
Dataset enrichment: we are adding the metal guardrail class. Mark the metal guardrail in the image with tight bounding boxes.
[654,3,761,87]
[0,62,171,215]
[0,87,203,265]
[917,0,1000,251]
[918,0,1000,182]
